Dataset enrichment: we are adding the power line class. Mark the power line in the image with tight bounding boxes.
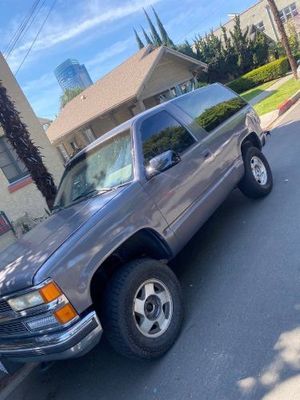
[4,0,42,58]
[15,0,57,75]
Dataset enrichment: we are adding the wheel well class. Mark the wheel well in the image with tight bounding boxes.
[241,132,262,155]
[90,229,172,310]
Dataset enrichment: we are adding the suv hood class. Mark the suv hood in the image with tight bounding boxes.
[0,188,124,296]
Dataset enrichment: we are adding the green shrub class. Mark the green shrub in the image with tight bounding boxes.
[227,57,290,93]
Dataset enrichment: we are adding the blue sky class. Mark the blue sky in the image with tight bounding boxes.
[0,0,256,119]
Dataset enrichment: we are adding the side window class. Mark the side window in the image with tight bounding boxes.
[174,85,247,133]
[140,111,196,164]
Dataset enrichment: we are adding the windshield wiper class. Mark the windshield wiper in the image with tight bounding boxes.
[72,187,113,204]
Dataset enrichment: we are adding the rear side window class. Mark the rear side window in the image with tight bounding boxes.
[174,85,247,133]
[140,111,196,163]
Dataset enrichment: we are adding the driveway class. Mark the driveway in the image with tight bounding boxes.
[9,105,300,400]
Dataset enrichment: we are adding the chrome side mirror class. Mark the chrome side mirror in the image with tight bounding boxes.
[145,150,181,178]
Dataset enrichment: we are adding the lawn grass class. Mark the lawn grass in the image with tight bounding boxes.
[253,78,300,116]
[240,79,279,102]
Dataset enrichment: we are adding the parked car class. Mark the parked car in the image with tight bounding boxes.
[0,83,272,362]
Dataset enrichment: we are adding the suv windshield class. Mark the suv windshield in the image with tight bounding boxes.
[53,130,133,210]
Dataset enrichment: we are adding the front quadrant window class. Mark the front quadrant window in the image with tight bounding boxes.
[140,111,196,164]
[174,84,247,133]
[0,136,29,183]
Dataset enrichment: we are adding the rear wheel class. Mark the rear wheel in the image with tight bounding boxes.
[102,258,183,359]
[239,146,273,199]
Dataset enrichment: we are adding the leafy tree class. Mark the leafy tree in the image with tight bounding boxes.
[143,8,162,46]
[230,16,252,74]
[176,40,196,58]
[194,16,274,82]
[134,28,144,49]
[252,31,270,66]
[287,21,299,55]
[60,88,83,109]
[151,7,175,47]
[267,0,297,78]
[0,80,57,209]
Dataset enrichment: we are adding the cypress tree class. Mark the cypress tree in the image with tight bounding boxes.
[143,8,162,46]
[151,7,175,47]
[134,28,145,49]
[142,26,153,45]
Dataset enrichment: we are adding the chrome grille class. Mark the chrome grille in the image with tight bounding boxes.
[0,320,28,337]
[0,299,12,314]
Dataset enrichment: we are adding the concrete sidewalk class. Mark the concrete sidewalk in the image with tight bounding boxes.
[249,73,292,106]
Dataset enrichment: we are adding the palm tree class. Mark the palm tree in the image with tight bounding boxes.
[60,87,83,109]
[267,0,298,78]
[0,80,57,209]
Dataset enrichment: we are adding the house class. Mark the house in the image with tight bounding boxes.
[47,45,207,160]
[213,0,300,42]
[0,53,64,232]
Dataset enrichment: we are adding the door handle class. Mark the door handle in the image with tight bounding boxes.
[201,150,212,159]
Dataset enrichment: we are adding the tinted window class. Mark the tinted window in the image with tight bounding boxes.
[174,85,247,133]
[140,111,195,163]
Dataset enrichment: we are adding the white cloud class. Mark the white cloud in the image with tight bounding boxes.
[7,0,160,71]
[86,38,132,69]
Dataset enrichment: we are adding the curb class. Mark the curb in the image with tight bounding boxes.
[260,89,300,130]
[278,89,300,116]
[0,363,37,400]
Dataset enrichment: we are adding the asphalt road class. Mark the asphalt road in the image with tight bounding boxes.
[9,105,300,400]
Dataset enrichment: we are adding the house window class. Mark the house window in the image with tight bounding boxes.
[0,136,29,184]
[256,21,265,32]
[57,143,69,163]
[279,3,298,22]
[84,128,96,143]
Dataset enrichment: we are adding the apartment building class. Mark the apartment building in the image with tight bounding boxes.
[213,0,300,41]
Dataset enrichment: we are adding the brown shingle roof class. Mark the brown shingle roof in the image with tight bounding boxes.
[47,46,206,143]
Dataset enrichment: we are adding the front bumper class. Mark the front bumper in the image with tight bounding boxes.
[0,311,102,363]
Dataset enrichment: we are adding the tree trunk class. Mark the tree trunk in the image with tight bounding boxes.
[267,0,298,79]
[0,80,57,209]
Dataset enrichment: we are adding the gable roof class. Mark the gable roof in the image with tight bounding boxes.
[47,45,207,144]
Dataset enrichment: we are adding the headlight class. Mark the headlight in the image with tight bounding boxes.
[8,282,62,312]
[8,291,44,311]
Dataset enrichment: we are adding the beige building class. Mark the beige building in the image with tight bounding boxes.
[0,53,64,228]
[213,0,300,41]
[47,45,207,160]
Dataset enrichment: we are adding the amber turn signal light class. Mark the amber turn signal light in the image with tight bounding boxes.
[39,282,62,303]
[54,304,78,324]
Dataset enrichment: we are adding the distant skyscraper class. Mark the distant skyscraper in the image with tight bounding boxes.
[54,59,93,92]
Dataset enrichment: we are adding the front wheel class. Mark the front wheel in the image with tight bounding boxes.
[239,146,273,199]
[102,258,183,359]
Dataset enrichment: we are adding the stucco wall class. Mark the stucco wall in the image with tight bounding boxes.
[213,0,300,41]
[0,53,64,223]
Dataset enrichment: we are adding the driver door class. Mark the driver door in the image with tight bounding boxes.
[139,110,214,227]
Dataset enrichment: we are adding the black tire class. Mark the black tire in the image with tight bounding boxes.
[239,146,273,199]
[102,258,183,360]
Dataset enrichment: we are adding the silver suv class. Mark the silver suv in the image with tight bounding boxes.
[0,84,272,363]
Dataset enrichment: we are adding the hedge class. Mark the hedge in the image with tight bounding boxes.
[227,57,291,93]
